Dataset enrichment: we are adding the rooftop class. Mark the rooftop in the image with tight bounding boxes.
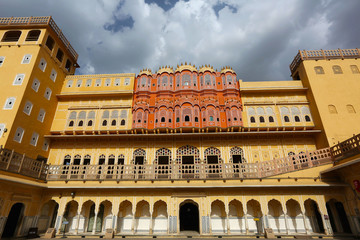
[0,16,78,61]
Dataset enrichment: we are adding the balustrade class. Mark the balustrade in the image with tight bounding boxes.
[330,133,360,162]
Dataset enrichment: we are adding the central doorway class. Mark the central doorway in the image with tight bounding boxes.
[180,202,199,232]
[1,202,24,238]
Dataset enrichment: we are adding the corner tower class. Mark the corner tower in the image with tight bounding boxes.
[290,49,360,147]
[0,16,79,160]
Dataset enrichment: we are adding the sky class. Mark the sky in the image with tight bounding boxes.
[1,0,359,81]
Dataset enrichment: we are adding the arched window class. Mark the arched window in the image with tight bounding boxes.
[2,30,21,42]
[305,115,311,122]
[99,154,106,165]
[121,119,126,125]
[111,120,116,126]
[346,104,356,113]
[102,120,107,126]
[226,75,232,84]
[284,116,290,122]
[133,148,146,165]
[176,117,180,123]
[314,66,324,74]
[87,120,93,126]
[63,155,71,165]
[111,110,118,118]
[294,116,300,122]
[26,30,41,41]
[269,116,274,122]
[182,74,191,86]
[185,115,190,122]
[328,105,337,114]
[88,111,95,119]
[68,120,74,127]
[332,65,343,74]
[250,117,255,123]
[162,76,168,86]
[161,117,166,122]
[350,65,360,74]
[102,110,109,118]
[195,117,198,122]
[204,74,211,85]
[78,120,83,126]
[209,116,214,121]
[230,147,245,163]
[259,116,265,123]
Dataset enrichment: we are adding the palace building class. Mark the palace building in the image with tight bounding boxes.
[0,16,360,238]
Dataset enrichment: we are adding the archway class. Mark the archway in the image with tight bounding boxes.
[2,202,24,238]
[326,199,351,233]
[180,201,199,232]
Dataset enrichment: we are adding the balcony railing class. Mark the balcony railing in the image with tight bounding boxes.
[47,148,332,181]
[0,16,78,60]
[0,147,48,180]
[330,133,360,162]
[290,48,360,74]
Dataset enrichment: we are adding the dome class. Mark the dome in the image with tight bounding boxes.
[198,65,216,74]
[139,69,152,76]
[175,62,198,73]
[220,66,235,74]
[157,66,174,75]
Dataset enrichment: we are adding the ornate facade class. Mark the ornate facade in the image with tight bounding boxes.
[0,17,360,238]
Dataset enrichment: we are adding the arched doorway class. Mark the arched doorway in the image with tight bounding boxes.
[180,202,199,232]
[326,199,351,233]
[2,202,24,238]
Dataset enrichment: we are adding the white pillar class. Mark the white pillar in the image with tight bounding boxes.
[150,209,153,235]
[92,211,98,234]
[75,211,81,234]
[131,210,136,234]
[55,215,64,234]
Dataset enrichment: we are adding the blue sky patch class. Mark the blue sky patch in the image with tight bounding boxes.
[104,15,134,33]
[145,0,182,11]
[213,2,237,17]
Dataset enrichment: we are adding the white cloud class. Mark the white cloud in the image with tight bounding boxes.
[0,0,358,81]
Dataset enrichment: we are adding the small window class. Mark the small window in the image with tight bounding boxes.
[294,116,300,122]
[155,119,158,123]
[67,80,73,87]
[102,120,107,126]
[68,121,74,127]
[78,120,84,126]
[4,97,16,109]
[169,118,171,123]
[86,79,92,87]
[204,118,206,122]
[124,78,130,85]
[114,78,121,86]
[65,59,72,72]
[0,124,5,138]
[328,105,337,114]
[350,65,360,74]
[269,116,274,122]
[250,116,255,123]
[95,79,101,86]
[332,65,343,74]
[85,120,92,126]
[111,120,116,126]
[37,109,46,122]
[284,116,290,122]
[76,80,82,87]
[26,30,41,41]
[13,127,25,143]
[50,69,57,82]
[259,116,265,123]
[138,119,141,123]
[30,132,39,146]
[23,101,33,115]
[44,87,52,100]
[176,117,180,123]
[42,139,50,151]
[38,58,47,72]
[161,117,166,122]
[120,119,125,126]
[45,36,55,50]
[185,115,190,122]
[120,110,127,118]
[105,78,111,86]
[209,116,214,121]
[314,66,324,74]
[13,74,25,85]
[305,115,311,122]
[56,49,64,62]
[0,56,4,67]
[21,54,32,64]
[31,78,40,92]
[2,30,21,42]
[347,104,356,114]
[195,117,199,122]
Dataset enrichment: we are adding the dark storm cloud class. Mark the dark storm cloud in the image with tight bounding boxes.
[0,0,358,81]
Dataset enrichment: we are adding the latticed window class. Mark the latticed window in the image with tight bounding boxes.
[204,147,222,163]
[83,154,91,165]
[120,110,127,118]
[73,154,81,165]
[133,148,146,164]
[204,74,211,85]
[141,77,147,86]
[162,76,168,86]
[350,65,360,74]
[182,74,191,86]
[63,155,71,165]
[192,74,197,86]
[222,76,225,85]
[230,147,245,163]
[332,65,343,74]
[137,111,142,122]
[176,75,180,86]
[183,108,191,121]
[226,75,232,84]
[99,154,106,165]
[118,154,125,164]
[108,154,116,165]
[176,145,200,164]
[111,110,119,118]
[102,110,109,118]
[155,148,172,164]
[314,66,324,74]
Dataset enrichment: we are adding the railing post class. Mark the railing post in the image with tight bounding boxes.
[18,153,25,173]
[38,161,44,179]
[306,151,313,167]
[6,149,14,170]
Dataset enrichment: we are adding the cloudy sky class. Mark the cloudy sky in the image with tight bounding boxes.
[1,0,359,81]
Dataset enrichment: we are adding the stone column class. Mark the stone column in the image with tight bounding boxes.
[112,205,119,233]
[131,209,136,234]
[281,202,290,234]
[75,211,81,234]
[92,210,98,234]
[55,200,67,234]
[300,202,310,234]
[149,209,153,235]
[225,204,230,234]
[243,205,249,234]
